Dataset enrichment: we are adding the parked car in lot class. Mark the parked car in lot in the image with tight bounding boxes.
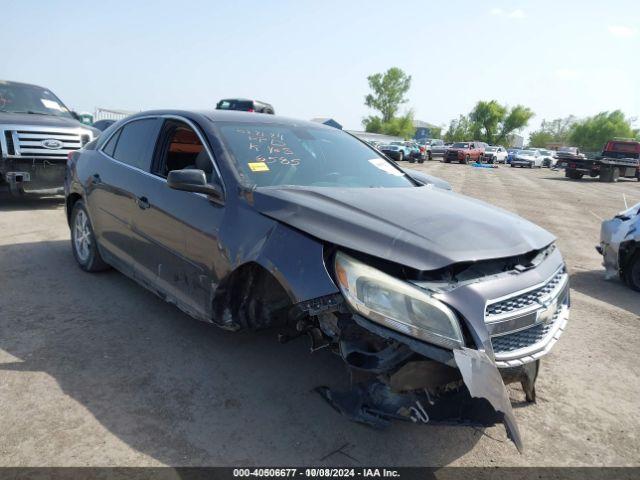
[379,144,405,161]
[65,109,569,451]
[561,140,640,182]
[403,141,424,162]
[0,80,98,196]
[443,141,485,164]
[483,146,508,164]
[390,141,414,161]
[511,149,544,168]
[537,149,557,167]
[507,148,521,163]
[598,201,640,289]
[430,141,448,159]
[216,98,275,114]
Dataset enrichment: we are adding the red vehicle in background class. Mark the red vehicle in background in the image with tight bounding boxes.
[443,141,486,164]
[561,139,640,182]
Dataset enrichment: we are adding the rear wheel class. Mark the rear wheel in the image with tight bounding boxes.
[71,201,110,272]
[566,169,583,179]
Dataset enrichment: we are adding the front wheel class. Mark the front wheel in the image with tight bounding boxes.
[71,201,110,272]
[623,251,640,291]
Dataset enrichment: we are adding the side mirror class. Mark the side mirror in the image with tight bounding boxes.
[70,111,80,121]
[167,169,223,201]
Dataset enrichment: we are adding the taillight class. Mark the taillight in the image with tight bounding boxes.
[247,108,254,112]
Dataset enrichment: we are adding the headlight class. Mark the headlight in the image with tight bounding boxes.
[334,252,463,349]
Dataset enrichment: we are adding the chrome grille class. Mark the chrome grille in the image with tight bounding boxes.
[491,305,560,354]
[486,269,564,317]
[0,125,91,161]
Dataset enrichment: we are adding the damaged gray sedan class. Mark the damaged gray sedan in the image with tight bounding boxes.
[598,202,640,289]
[65,110,570,452]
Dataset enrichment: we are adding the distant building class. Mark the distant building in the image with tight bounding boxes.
[94,107,135,122]
[311,117,343,129]
[413,120,439,141]
[508,133,525,148]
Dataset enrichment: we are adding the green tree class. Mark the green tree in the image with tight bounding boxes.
[444,115,472,143]
[469,100,507,143]
[528,116,576,147]
[429,125,443,139]
[364,111,415,139]
[365,67,412,123]
[568,110,639,152]
[498,105,534,144]
[445,101,533,144]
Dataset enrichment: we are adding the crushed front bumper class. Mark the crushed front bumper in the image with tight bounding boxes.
[313,249,568,452]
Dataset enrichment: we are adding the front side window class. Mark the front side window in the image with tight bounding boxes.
[217,123,415,188]
[153,120,216,183]
[111,118,158,170]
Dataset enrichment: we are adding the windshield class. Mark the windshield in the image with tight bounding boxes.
[453,142,469,148]
[559,147,576,153]
[485,147,497,152]
[0,82,73,118]
[218,123,415,188]
[520,150,537,155]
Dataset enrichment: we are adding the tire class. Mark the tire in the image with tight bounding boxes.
[70,201,110,272]
[510,163,515,168]
[599,168,615,182]
[566,170,583,179]
[623,251,640,291]
[462,154,470,164]
[398,151,404,162]
[428,152,432,161]
[409,157,416,163]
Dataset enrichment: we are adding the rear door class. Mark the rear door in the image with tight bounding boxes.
[130,117,226,319]
[87,117,162,275]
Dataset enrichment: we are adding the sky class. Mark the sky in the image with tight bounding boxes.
[2,0,639,136]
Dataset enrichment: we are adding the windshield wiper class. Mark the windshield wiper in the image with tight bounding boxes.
[11,110,56,116]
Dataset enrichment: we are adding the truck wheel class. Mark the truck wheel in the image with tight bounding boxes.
[71,201,110,272]
[409,157,416,163]
[623,251,640,291]
[566,170,583,179]
[462,154,470,164]
[599,168,614,182]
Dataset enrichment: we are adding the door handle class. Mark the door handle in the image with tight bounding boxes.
[92,173,102,184]
[136,196,150,210]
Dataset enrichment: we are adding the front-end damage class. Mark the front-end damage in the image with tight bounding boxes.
[278,245,569,453]
[598,202,640,279]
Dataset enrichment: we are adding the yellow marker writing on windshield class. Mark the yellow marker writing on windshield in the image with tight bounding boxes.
[248,162,270,172]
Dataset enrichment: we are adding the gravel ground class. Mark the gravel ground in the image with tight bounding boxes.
[0,162,639,467]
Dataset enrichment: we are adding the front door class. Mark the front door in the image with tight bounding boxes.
[130,117,226,320]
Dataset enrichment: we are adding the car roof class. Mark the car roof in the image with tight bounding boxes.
[125,109,330,130]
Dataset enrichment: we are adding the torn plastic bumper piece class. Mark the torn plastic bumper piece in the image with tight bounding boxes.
[316,347,523,453]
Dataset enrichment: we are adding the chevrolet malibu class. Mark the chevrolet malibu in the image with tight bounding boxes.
[65,110,570,451]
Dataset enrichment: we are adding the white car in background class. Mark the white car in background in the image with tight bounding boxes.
[537,149,557,167]
[511,149,544,168]
[483,146,508,163]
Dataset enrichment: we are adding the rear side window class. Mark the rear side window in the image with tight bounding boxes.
[102,130,120,157]
[112,119,158,170]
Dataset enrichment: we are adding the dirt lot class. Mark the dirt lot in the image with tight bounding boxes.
[1,162,639,467]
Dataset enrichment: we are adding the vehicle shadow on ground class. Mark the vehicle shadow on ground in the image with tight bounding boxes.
[0,240,485,466]
[570,269,640,316]
[540,175,638,183]
[0,192,64,211]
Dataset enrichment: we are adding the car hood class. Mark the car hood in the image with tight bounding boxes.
[516,154,536,160]
[0,111,90,130]
[252,185,555,271]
